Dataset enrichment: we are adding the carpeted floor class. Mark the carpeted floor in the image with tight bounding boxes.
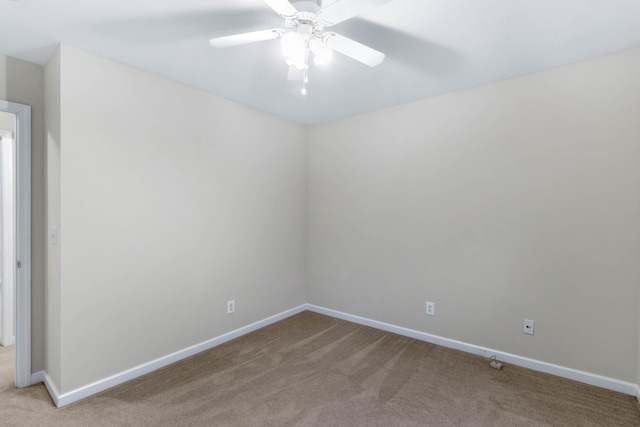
[1,311,639,426]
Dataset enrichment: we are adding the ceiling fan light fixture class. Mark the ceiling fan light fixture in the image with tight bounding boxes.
[309,38,332,65]
[281,31,309,69]
[210,0,389,94]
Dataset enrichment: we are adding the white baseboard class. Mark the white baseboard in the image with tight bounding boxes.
[46,304,307,408]
[0,336,15,346]
[33,303,640,408]
[30,370,46,385]
[306,304,639,398]
[43,373,62,407]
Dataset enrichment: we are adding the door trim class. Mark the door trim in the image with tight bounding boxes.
[0,100,31,388]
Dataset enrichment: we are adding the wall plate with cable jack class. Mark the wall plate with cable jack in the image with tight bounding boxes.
[523,319,535,335]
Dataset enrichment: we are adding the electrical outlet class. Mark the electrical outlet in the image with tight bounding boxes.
[523,319,535,335]
[426,301,435,316]
[227,300,235,314]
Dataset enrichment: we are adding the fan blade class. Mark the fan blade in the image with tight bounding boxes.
[209,29,283,48]
[324,33,385,66]
[318,0,393,26]
[262,0,298,17]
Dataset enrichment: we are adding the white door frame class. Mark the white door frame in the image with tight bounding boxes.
[0,100,31,388]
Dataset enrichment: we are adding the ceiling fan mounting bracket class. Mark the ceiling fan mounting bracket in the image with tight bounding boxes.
[285,7,324,32]
[296,11,318,24]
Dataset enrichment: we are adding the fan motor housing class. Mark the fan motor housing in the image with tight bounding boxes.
[286,1,323,32]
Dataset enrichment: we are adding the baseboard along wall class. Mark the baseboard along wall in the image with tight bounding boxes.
[42,305,308,407]
[33,303,638,407]
[305,305,639,397]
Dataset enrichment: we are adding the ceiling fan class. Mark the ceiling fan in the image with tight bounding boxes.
[209,0,392,94]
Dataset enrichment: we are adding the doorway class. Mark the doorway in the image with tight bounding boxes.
[0,113,16,348]
[0,100,31,388]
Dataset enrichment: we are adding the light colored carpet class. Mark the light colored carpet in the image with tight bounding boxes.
[0,311,639,426]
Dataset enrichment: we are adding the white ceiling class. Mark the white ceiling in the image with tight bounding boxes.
[1,0,639,124]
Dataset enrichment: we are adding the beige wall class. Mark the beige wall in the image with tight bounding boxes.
[7,41,639,395]
[307,48,640,383]
[0,55,46,373]
[50,45,307,392]
[44,47,61,388]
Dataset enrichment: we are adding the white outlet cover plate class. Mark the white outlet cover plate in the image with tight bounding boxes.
[523,319,535,335]
[426,302,435,316]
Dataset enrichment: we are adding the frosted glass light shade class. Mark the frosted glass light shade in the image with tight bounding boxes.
[310,39,333,65]
[281,32,307,69]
